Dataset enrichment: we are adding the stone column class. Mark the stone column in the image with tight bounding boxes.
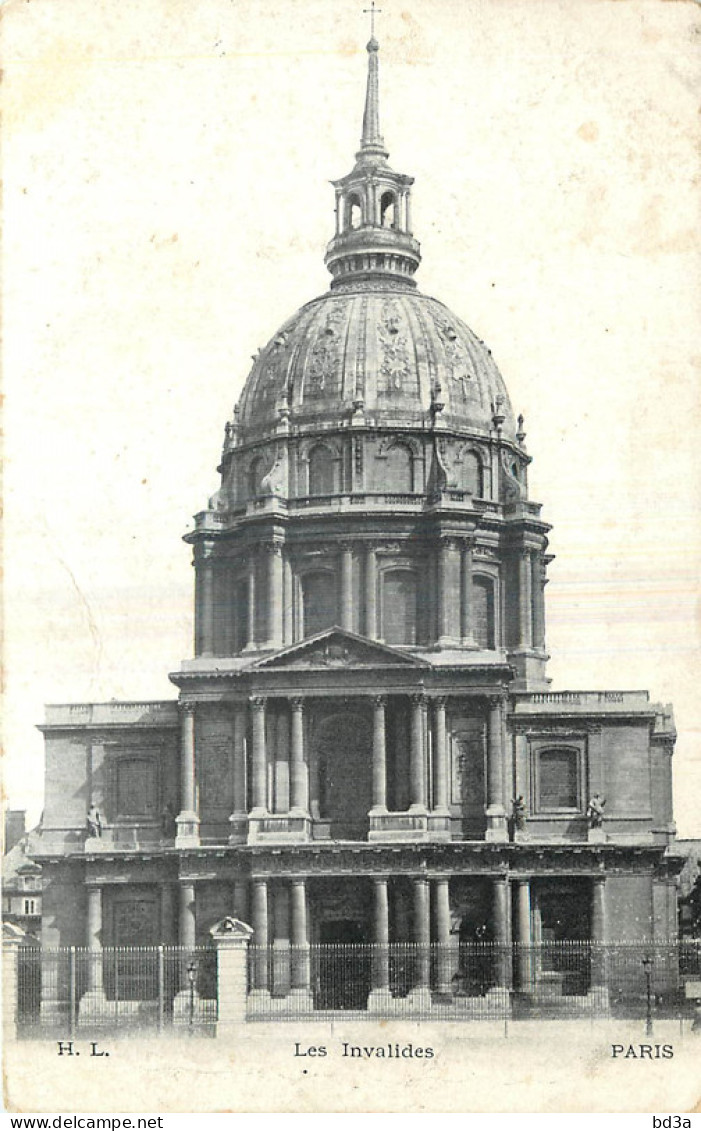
[460,539,474,643]
[229,703,248,842]
[514,879,533,991]
[273,709,290,815]
[492,877,512,993]
[364,544,377,639]
[340,542,354,631]
[432,697,449,812]
[289,879,311,1004]
[176,704,199,847]
[2,927,23,1041]
[289,698,308,815]
[199,549,216,657]
[435,538,448,643]
[591,877,608,994]
[532,554,546,650]
[370,695,387,812]
[433,878,457,994]
[272,885,290,997]
[283,554,293,644]
[250,879,270,998]
[246,554,256,647]
[368,877,390,1010]
[485,696,507,841]
[86,886,103,993]
[409,694,427,811]
[250,697,268,814]
[160,883,176,944]
[265,541,284,649]
[405,192,412,234]
[412,878,431,1003]
[518,550,533,650]
[179,883,196,951]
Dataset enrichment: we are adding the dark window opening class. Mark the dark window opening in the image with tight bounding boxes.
[472,577,495,649]
[302,571,337,637]
[308,444,336,495]
[382,570,418,645]
[538,749,579,810]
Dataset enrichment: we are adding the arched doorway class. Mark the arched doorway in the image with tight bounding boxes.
[314,712,372,840]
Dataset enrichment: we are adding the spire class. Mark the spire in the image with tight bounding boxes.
[324,28,420,289]
[360,38,385,155]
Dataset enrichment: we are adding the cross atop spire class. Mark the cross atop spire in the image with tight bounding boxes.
[363,1,381,38]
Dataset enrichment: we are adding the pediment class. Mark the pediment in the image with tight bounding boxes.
[253,628,430,670]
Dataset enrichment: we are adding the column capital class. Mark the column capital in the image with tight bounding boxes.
[180,701,196,718]
[338,540,356,554]
[250,695,267,711]
[485,692,507,710]
[372,694,387,709]
[195,541,217,563]
[432,695,448,710]
[290,696,304,713]
[261,539,284,556]
[410,692,428,708]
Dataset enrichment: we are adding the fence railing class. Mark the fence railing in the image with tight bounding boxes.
[246,940,701,1022]
[13,939,701,1034]
[17,945,217,1037]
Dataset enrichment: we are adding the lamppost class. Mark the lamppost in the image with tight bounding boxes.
[187,958,198,1029]
[642,954,653,1036]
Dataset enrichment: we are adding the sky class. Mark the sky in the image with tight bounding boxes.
[3,0,700,835]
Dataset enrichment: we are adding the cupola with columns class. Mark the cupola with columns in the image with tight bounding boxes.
[183,35,552,700]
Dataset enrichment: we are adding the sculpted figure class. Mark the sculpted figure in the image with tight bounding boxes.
[86,805,102,839]
[587,793,606,828]
[511,795,527,832]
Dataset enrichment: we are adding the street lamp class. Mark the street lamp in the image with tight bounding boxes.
[187,958,198,1029]
[642,954,653,1036]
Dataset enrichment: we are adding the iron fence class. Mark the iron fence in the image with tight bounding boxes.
[13,939,701,1034]
[246,940,701,1022]
[17,945,217,1038]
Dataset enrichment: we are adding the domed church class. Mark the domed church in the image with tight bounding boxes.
[35,36,682,1019]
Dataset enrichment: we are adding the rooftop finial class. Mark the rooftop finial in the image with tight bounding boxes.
[360,4,384,154]
[363,0,381,38]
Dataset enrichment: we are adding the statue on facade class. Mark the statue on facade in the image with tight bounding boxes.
[511,795,527,832]
[86,805,102,839]
[587,793,606,828]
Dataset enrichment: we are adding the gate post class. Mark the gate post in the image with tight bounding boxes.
[3,922,25,1041]
[210,917,254,1033]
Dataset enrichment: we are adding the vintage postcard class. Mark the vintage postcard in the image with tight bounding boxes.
[2,0,700,1116]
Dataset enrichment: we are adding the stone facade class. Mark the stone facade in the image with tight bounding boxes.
[34,38,683,1013]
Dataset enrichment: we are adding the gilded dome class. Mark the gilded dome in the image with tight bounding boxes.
[235,283,516,440]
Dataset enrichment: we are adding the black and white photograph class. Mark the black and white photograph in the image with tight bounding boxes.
[3,0,700,1116]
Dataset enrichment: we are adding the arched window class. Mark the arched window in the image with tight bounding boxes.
[382,443,414,493]
[302,571,337,637]
[537,748,580,811]
[459,451,483,496]
[247,457,264,499]
[346,193,363,231]
[308,444,336,496]
[380,191,396,229]
[382,570,418,645]
[472,577,496,649]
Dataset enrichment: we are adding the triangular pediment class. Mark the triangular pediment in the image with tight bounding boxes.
[253,628,430,670]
